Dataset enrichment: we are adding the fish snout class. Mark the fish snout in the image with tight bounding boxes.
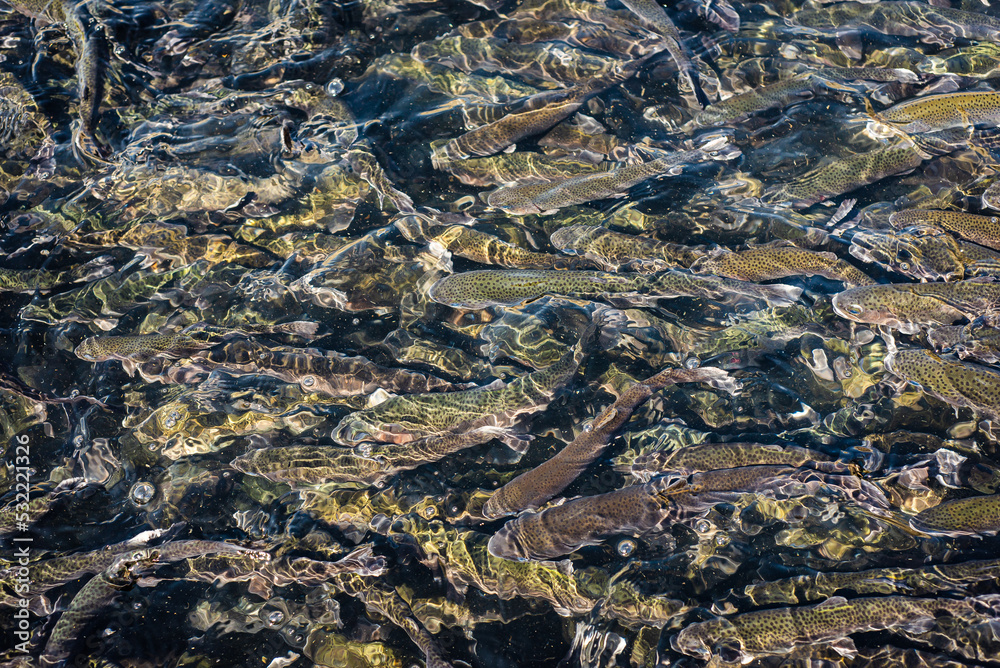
[332,419,373,446]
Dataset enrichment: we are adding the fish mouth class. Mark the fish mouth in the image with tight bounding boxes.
[486,528,529,562]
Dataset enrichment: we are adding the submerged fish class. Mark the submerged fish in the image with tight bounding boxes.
[741,558,1000,606]
[429,269,802,309]
[488,465,888,560]
[884,348,1000,422]
[691,245,874,286]
[832,279,1000,333]
[910,494,1000,536]
[332,323,593,448]
[765,141,928,209]
[616,442,845,482]
[871,91,1000,134]
[483,367,737,518]
[486,145,740,215]
[549,224,707,270]
[848,224,967,282]
[672,595,998,663]
[890,209,1000,252]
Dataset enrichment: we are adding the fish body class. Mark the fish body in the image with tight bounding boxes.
[440,68,633,160]
[487,146,739,215]
[691,245,874,286]
[429,269,801,309]
[489,465,888,560]
[884,348,1000,422]
[849,224,966,282]
[832,279,1000,333]
[743,558,1000,606]
[672,595,993,662]
[550,224,706,270]
[929,316,1000,363]
[874,91,1000,134]
[484,367,735,517]
[765,142,926,209]
[390,516,596,616]
[891,209,1000,252]
[616,442,844,482]
[331,329,590,446]
[911,494,1000,536]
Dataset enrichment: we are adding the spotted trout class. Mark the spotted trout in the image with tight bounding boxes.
[672,595,1000,663]
[483,367,737,518]
[331,323,594,448]
[832,279,1000,333]
[428,269,802,309]
[486,144,740,215]
[890,209,1000,252]
[691,245,875,286]
[884,348,1000,422]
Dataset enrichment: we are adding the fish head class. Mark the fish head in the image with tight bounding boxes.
[75,336,105,361]
[331,415,378,446]
[831,286,917,332]
[671,619,743,662]
[849,226,963,282]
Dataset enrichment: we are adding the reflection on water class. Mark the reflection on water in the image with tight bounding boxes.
[5,0,1000,666]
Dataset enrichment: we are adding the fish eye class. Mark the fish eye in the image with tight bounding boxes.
[844,304,864,317]
[899,262,910,271]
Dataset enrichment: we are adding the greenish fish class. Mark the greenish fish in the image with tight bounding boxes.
[616,442,845,482]
[742,558,1000,606]
[691,245,875,286]
[884,348,1000,422]
[549,224,707,271]
[872,91,1000,134]
[429,269,802,309]
[331,324,592,448]
[832,279,1000,333]
[486,145,740,215]
[910,494,1000,536]
[483,367,736,518]
[671,595,998,663]
[890,208,1000,252]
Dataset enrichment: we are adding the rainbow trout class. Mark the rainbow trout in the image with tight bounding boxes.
[439,62,642,160]
[848,224,967,282]
[616,442,846,482]
[488,465,888,560]
[486,145,740,215]
[428,269,802,309]
[395,214,583,269]
[765,140,928,209]
[741,558,1000,606]
[672,595,1000,663]
[871,91,1000,134]
[884,348,1000,422]
[549,224,707,270]
[331,325,593,448]
[832,279,1000,333]
[691,245,875,286]
[615,0,706,106]
[483,367,736,518]
[891,209,1000,251]
[910,494,1000,536]
[789,2,1000,49]
[431,150,613,187]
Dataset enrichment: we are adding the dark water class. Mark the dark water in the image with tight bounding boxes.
[4,0,1000,666]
